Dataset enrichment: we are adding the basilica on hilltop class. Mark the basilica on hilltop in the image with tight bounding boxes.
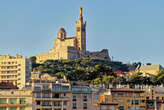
[36,7,110,63]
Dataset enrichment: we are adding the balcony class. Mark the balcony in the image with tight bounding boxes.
[41,105,52,109]
[42,104,51,106]
[35,97,69,101]
[0,104,26,107]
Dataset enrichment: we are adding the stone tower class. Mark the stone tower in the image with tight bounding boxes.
[76,7,86,52]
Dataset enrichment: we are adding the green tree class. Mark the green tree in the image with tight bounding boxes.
[102,75,115,88]
[129,72,143,85]
[55,72,65,79]
[93,78,101,85]
[29,56,36,64]
[152,70,164,85]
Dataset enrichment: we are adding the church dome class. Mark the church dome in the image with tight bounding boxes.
[58,28,66,34]
[58,28,66,40]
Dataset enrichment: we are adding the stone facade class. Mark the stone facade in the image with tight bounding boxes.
[36,7,110,63]
[137,64,163,76]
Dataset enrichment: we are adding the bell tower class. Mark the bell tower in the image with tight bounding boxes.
[76,7,86,52]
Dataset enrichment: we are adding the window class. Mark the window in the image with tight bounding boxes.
[63,101,67,105]
[54,102,60,106]
[133,93,137,98]
[141,100,145,103]
[94,96,99,100]
[10,98,17,104]
[110,106,115,110]
[83,95,87,101]
[127,99,130,103]
[73,96,76,99]
[156,97,159,100]
[118,100,124,103]
[0,99,7,104]
[62,86,69,91]
[119,106,124,110]
[0,107,6,110]
[20,98,25,104]
[118,93,124,97]
[53,94,60,98]
[36,93,41,98]
[42,93,50,98]
[10,107,17,110]
[112,93,115,96]
[162,97,164,100]
[132,100,139,105]
[72,95,76,101]
[72,103,76,109]
[20,107,25,110]
[77,27,80,32]
[102,105,106,110]
[52,84,61,91]
[83,103,87,109]
[42,85,49,90]
[42,101,51,106]
[34,86,41,91]
[36,101,40,105]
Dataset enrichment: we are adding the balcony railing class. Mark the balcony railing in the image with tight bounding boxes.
[0,104,26,107]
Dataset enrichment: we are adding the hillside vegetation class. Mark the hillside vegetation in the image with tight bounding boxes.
[30,57,129,82]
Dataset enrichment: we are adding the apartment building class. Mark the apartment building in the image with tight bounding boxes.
[0,83,33,110]
[100,87,164,110]
[99,102,118,110]
[31,79,71,110]
[71,85,100,110]
[0,55,32,89]
[137,64,163,76]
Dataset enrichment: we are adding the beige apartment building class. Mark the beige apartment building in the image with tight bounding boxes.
[100,87,164,110]
[0,83,33,110]
[0,55,32,89]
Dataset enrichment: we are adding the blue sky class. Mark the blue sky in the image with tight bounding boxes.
[0,0,164,66]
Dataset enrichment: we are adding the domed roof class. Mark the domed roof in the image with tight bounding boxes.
[57,28,66,39]
[58,28,66,34]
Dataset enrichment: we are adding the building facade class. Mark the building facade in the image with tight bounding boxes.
[71,85,100,110]
[32,79,71,110]
[0,88,33,110]
[0,55,32,89]
[36,7,110,63]
[137,64,164,76]
[100,87,164,110]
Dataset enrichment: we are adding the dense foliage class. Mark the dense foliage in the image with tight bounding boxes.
[30,57,129,82]
[30,56,164,86]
